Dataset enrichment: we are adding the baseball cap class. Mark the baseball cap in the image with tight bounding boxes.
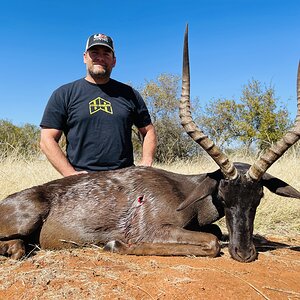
[85,33,114,52]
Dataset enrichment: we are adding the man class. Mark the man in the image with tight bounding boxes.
[40,33,156,177]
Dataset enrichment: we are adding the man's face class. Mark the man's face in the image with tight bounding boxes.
[84,46,116,81]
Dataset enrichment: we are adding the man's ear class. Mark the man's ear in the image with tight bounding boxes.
[83,51,87,64]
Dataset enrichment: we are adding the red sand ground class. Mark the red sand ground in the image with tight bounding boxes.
[0,235,299,300]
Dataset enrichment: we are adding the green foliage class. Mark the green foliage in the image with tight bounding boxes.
[142,73,180,121]
[0,120,40,157]
[239,79,291,150]
[153,116,197,163]
[199,99,243,148]
[136,73,200,163]
[199,79,291,151]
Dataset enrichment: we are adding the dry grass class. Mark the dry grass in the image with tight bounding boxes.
[0,151,299,236]
[254,158,300,236]
[0,153,61,199]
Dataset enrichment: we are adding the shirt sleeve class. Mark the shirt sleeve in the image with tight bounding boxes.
[40,87,68,131]
[132,89,152,128]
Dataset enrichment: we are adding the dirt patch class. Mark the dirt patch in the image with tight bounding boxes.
[0,235,299,300]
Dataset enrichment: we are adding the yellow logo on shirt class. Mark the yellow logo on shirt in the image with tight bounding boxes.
[89,97,113,115]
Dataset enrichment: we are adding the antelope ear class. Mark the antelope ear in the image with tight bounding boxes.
[262,173,300,199]
[176,176,218,211]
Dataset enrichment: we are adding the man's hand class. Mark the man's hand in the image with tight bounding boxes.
[66,170,89,177]
[138,158,153,167]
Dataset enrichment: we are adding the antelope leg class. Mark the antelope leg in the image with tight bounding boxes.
[104,227,221,257]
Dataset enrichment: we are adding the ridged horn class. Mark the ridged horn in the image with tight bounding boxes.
[179,25,238,180]
[247,62,300,181]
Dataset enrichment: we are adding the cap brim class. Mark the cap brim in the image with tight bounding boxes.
[86,42,114,52]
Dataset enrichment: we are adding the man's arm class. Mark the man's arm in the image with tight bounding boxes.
[40,128,87,177]
[138,124,157,166]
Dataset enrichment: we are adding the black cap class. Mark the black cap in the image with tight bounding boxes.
[85,34,114,52]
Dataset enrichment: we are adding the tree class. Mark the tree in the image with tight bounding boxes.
[239,79,291,150]
[199,79,291,151]
[198,99,243,148]
[142,73,180,122]
[0,120,40,157]
[136,74,200,163]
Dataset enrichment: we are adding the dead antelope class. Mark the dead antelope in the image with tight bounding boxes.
[0,26,299,262]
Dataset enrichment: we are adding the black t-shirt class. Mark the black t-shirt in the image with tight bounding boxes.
[40,78,151,171]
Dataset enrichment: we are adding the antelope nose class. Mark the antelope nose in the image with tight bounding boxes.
[235,246,257,262]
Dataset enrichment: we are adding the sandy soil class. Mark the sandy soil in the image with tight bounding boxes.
[0,235,299,300]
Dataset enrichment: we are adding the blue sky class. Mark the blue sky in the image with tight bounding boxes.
[0,0,299,126]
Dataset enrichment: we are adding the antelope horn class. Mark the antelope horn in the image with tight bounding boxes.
[247,62,300,181]
[179,25,238,180]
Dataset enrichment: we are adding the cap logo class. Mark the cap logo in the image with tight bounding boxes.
[93,34,109,42]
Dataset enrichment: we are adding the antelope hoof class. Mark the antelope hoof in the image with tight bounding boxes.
[206,236,221,258]
[103,240,128,253]
[0,239,26,259]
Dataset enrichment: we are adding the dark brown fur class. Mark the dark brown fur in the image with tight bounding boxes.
[1,163,299,262]
[0,166,221,259]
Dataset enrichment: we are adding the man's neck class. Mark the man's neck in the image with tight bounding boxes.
[85,74,110,85]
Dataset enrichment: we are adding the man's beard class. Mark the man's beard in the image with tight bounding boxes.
[88,65,112,81]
